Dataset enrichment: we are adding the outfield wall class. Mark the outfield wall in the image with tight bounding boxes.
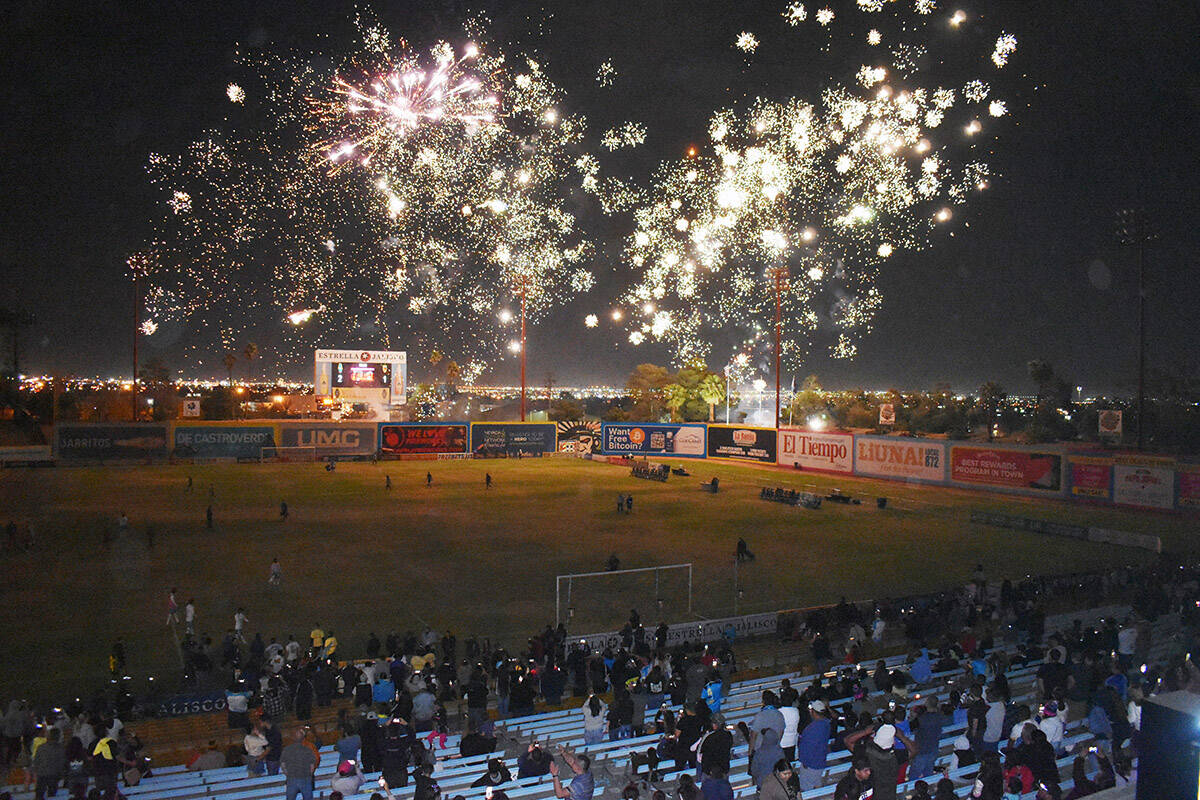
[45,421,1197,511]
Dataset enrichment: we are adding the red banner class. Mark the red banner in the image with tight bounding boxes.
[1069,458,1112,499]
[1176,468,1200,509]
[379,424,468,455]
[950,447,1062,492]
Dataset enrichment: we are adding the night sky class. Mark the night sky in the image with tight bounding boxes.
[1,0,1196,393]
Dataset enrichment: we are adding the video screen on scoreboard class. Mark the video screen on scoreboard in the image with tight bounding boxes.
[332,362,391,389]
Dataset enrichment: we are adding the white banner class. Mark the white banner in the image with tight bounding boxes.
[575,612,776,653]
[854,436,946,482]
[1112,464,1174,510]
[777,430,853,473]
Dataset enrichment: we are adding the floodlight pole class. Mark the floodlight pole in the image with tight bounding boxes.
[132,274,139,422]
[773,267,785,430]
[520,278,527,422]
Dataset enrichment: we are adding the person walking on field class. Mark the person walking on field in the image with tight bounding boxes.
[234,608,249,643]
[167,588,180,626]
[206,505,214,530]
[269,558,283,587]
[426,472,433,488]
[280,501,289,521]
[186,475,193,492]
[386,475,392,490]
[485,473,492,490]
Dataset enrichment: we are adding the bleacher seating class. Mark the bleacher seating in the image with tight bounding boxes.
[10,609,1167,800]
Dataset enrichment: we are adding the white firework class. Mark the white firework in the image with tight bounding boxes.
[226,83,245,104]
[736,32,760,53]
[992,33,1017,67]
[783,3,807,24]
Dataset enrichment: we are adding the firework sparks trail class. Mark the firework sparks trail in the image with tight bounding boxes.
[132,17,595,380]
[618,0,1020,369]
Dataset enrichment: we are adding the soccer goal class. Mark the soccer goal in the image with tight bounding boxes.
[556,563,693,629]
[260,445,318,463]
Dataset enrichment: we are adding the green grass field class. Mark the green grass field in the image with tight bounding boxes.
[0,456,1195,703]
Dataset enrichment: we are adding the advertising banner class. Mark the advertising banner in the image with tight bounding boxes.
[379,424,468,455]
[1180,465,1200,510]
[1112,462,1175,510]
[173,425,277,461]
[578,612,776,653]
[777,430,854,473]
[0,446,53,464]
[707,425,777,462]
[154,691,227,718]
[56,424,169,462]
[280,424,377,457]
[1068,457,1112,499]
[950,446,1063,493]
[853,436,946,482]
[1179,466,1200,510]
[556,420,601,454]
[601,423,707,458]
[469,423,557,458]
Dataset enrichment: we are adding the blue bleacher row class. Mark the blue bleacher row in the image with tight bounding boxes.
[13,612,1170,800]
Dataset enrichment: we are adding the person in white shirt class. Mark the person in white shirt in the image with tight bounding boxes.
[244,724,268,776]
[1117,620,1138,671]
[779,702,800,761]
[185,600,196,635]
[234,608,249,643]
[1037,702,1064,754]
[285,636,301,663]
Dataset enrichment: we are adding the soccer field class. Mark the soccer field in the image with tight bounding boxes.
[0,456,1194,703]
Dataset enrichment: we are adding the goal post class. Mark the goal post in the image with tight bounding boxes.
[260,445,318,463]
[556,563,692,628]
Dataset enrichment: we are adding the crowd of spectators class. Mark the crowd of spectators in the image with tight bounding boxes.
[5,558,1200,800]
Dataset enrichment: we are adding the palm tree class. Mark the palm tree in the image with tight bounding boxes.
[664,383,689,422]
[699,374,725,422]
[222,351,237,385]
[243,342,258,382]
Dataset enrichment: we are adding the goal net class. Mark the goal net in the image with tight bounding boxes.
[260,446,318,463]
[557,563,693,633]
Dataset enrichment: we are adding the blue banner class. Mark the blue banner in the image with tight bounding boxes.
[469,423,557,457]
[155,691,227,718]
[280,423,377,457]
[56,424,169,462]
[173,425,277,461]
[601,423,708,458]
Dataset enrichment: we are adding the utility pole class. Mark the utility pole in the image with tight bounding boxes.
[545,373,555,415]
[519,276,527,422]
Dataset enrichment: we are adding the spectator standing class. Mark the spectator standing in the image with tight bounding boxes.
[795,700,831,792]
[282,729,318,800]
[244,723,268,776]
[31,728,65,800]
[756,760,794,800]
[581,695,608,745]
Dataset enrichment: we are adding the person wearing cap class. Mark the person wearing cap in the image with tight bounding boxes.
[833,756,872,800]
[699,715,732,780]
[845,710,915,800]
[1037,702,1064,754]
[795,700,831,792]
[330,759,365,797]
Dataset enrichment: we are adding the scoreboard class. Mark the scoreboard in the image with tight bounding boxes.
[314,349,407,405]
